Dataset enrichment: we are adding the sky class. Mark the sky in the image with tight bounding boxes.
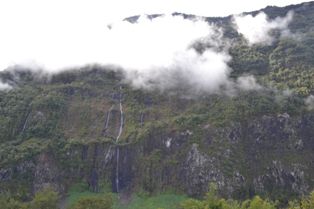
[0,0,306,23]
[0,0,305,68]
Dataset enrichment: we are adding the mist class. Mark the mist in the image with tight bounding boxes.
[0,82,12,91]
[0,12,274,94]
[305,95,314,110]
[233,11,293,45]
[0,15,234,94]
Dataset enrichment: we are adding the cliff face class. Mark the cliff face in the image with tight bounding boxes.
[0,75,313,200]
[1,1,314,202]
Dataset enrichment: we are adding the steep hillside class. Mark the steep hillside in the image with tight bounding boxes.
[1,1,314,207]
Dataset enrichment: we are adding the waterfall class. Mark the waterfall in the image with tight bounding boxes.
[103,106,114,167]
[140,112,144,126]
[115,86,124,193]
[115,147,120,192]
[116,87,124,140]
[104,146,113,164]
[104,105,114,132]
[21,111,31,134]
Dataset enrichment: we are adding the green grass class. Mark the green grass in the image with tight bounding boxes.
[65,183,187,209]
[66,190,108,208]
[65,182,113,208]
[114,193,187,209]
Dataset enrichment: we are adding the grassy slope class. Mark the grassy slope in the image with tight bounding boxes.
[65,183,187,209]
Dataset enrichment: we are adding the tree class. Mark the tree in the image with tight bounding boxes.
[301,192,314,209]
[0,194,27,209]
[181,199,206,209]
[241,196,276,209]
[288,191,314,209]
[180,184,240,209]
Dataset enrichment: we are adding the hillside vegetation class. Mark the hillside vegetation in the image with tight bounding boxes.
[1,1,314,209]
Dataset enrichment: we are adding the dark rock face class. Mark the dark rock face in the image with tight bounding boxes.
[0,161,35,183]
[182,143,224,197]
[33,153,65,193]
[253,161,308,196]
[1,113,313,200]
[132,113,314,198]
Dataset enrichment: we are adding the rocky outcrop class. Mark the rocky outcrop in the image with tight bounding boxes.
[1,113,313,201]
[33,152,65,193]
[253,161,308,196]
[182,143,224,196]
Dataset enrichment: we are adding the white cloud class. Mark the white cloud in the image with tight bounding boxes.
[236,75,263,91]
[0,0,303,72]
[105,15,233,93]
[0,82,12,91]
[105,15,210,71]
[1,0,293,94]
[0,12,266,94]
[305,95,314,110]
[233,11,293,45]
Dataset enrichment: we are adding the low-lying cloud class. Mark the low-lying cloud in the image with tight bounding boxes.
[0,82,12,91]
[0,13,269,94]
[109,15,235,93]
[0,15,231,94]
[233,11,293,45]
[305,95,314,110]
[236,75,263,91]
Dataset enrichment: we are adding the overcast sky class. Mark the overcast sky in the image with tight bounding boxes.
[0,0,307,72]
[0,0,307,24]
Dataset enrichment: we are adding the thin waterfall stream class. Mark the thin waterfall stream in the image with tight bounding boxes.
[104,105,114,131]
[21,111,31,134]
[115,86,124,193]
[103,105,114,163]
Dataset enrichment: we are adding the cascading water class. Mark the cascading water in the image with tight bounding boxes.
[103,105,114,164]
[102,87,124,193]
[104,105,114,131]
[115,86,124,193]
[140,112,144,126]
[21,111,31,134]
[115,147,120,192]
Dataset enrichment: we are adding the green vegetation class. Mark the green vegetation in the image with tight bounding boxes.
[29,188,59,209]
[115,193,187,209]
[69,195,113,209]
[65,182,112,207]
[1,187,314,209]
[1,2,314,208]
[180,186,314,209]
[0,188,58,209]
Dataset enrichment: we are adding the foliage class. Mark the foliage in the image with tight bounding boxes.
[0,138,48,166]
[288,192,314,209]
[29,188,59,209]
[241,196,276,209]
[180,192,314,209]
[65,181,112,207]
[180,184,278,209]
[0,188,58,209]
[230,43,270,76]
[68,195,113,209]
[114,193,187,209]
[1,2,314,207]
[0,194,27,209]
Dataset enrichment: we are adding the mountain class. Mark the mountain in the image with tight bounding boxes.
[1,1,314,208]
